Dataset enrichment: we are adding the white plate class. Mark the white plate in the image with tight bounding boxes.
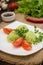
[0,21,43,56]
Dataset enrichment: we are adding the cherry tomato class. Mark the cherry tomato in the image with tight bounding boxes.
[3,28,14,34]
[13,37,23,47]
[22,40,32,51]
[9,2,18,10]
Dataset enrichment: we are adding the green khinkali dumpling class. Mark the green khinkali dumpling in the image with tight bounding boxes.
[7,31,20,42]
[24,31,36,44]
[16,25,29,33]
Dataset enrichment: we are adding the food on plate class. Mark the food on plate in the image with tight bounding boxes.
[13,37,23,47]
[35,32,43,43]
[3,25,43,51]
[22,40,32,51]
[16,25,28,33]
[7,31,20,42]
[24,31,36,44]
[16,25,29,37]
[34,26,43,43]
[13,37,32,50]
[7,25,29,42]
[3,28,14,34]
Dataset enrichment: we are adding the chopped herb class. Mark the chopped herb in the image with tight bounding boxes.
[34,25,39,33]
[35,33,43,43]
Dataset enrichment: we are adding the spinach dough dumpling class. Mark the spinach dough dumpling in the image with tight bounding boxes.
[16,25,29,33]
[7,31,20,42]
[24,31,36,44]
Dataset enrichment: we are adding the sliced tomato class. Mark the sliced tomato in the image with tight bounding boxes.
[22,40,32,51]
[3,28,14,34]
[13,37,23,47]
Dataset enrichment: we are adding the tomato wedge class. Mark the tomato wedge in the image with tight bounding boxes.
[13,37,23,47]
[22,40,32,51]
[3,28,14,34]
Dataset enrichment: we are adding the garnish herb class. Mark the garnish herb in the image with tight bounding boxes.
[34,26,43,43]
[34,25,39,33]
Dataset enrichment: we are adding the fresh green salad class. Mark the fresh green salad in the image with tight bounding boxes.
[15,0,43,18]
[7,25,43,44]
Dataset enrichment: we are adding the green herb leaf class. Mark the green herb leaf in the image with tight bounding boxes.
[15,0,43,18]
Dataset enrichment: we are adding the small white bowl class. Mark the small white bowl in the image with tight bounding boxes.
[1,12,15,22]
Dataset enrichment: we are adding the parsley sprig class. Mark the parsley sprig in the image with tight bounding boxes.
[34,25,43,43]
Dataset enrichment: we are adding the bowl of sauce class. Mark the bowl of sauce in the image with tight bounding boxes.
[1,12,15,22]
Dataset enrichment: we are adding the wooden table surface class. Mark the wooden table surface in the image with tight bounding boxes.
[0,13,43,65]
